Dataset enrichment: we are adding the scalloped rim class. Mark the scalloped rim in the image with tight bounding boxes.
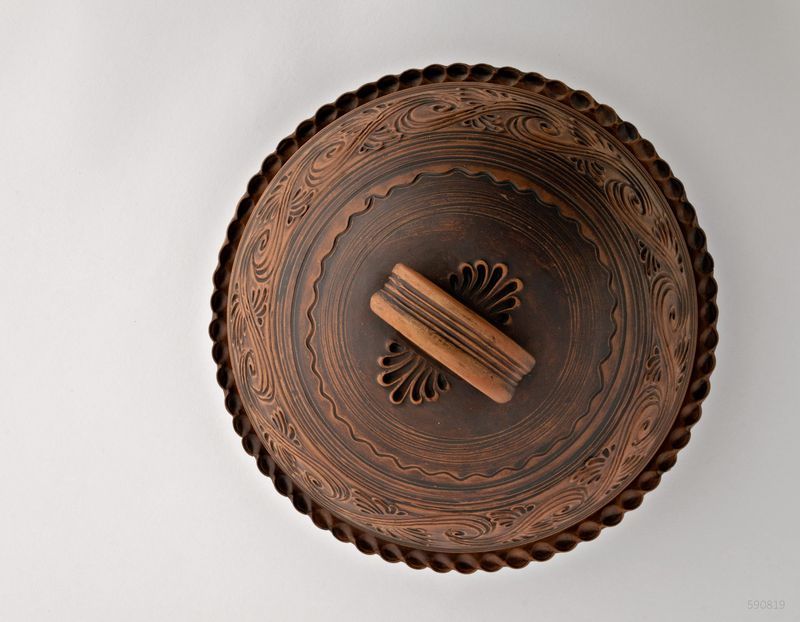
[209,64,718,573]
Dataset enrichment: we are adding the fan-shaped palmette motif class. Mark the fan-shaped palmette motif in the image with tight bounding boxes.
[447,260,522,326]
[377,339,449,405]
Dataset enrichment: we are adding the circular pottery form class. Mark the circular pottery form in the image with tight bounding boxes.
[210,64,718,573]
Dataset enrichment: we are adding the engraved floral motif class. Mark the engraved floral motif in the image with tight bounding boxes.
[462,112,504,132]
[262,408,302,472]
[571,444,616,486]
[644,344,663,383]
[672,336,691,389]
[270,408,301,448]
[487,504,536,528]
[286,185,314,225]
[569,155,606,186]
[638,239,662,278]
[357,105,405,152]
[652,216,685,274]
[352,489,407,516]
[378,339,449,405]
[638,217,685,280]
[448,260,522,326]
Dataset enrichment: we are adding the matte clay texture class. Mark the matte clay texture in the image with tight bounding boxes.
[210,64,717,573]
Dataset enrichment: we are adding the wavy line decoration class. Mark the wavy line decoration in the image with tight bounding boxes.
[216,75,709,559]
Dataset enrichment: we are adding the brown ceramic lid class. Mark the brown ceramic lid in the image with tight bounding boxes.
[210,64,718,572]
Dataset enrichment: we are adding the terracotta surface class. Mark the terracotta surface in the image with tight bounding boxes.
[210,64,718,572]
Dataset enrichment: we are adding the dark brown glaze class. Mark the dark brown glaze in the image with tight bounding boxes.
[210,64,718,572]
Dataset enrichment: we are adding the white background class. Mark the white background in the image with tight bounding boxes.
[1,1,798,620]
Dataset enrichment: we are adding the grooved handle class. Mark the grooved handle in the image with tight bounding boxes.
[370,263,535,403]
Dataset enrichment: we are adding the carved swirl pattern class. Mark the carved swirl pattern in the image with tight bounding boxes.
[232,87,683,543]
[210,64,718,572]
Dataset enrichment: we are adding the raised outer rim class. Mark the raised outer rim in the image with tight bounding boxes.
[209,64,718,573]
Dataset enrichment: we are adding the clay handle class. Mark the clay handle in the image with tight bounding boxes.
[370,263,535,403]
